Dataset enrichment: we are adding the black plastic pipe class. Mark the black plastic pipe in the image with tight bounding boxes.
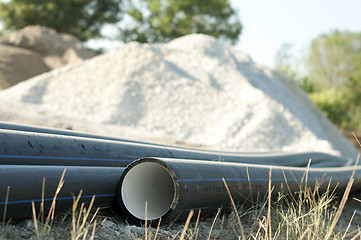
[0,129,349,168]
[0,121,166,147]
[0,165,124,219]
[0,123,357,222]
[117,157,361,223]
[0,121,280,153]
[0,121,351,167]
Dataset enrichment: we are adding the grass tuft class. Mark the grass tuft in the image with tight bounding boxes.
[225,169,361,240]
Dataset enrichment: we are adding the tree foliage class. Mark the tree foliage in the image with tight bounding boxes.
[0,0,122,41]
[346,53,361,103]
[306,30,361,90]
[275,30,361,130]
[120,0,242,44]
[305,30,361,130]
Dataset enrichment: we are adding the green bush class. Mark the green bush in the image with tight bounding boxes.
[298,77,319,94]
[310,90,348,127]
[309,89,361,131]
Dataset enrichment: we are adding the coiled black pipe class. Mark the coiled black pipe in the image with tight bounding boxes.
[0,165,124,219]
[117,157,361,223]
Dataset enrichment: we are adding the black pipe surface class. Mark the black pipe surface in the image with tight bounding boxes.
[0,121,167,147]
[0,129,349,168]
[117,157,361,223]
[0,165,124,219]
[0,121,353,167]
[0,121,304,154]
[0,121,283,154]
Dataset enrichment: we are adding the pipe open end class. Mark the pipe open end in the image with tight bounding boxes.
[121,161,176,220]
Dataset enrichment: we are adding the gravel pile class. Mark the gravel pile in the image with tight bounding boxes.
[0,34,357,160]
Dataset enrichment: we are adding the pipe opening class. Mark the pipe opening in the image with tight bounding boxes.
[121,162,175,220]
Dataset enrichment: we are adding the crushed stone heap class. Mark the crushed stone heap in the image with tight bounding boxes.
[0,34,357,160]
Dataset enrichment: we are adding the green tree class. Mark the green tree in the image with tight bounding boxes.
[341,53,361,130]
[120,0,242,44]
[346,53,361,103]
[306,29,361,90]
[303,30,361,130]
[0,0,123,41]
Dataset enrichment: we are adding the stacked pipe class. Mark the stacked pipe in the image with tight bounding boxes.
[1,122,360,223]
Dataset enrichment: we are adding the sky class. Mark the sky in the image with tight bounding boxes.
[231,0,361,67]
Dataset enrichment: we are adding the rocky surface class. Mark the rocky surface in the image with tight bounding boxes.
[0,26,96,89]
[0,44,50,89]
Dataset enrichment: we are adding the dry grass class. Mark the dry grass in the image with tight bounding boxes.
[30,170,101,240]
[0,169,103,240]
[225,168,361,240]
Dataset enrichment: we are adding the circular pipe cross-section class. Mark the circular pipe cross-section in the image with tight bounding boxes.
[121,162,177,220]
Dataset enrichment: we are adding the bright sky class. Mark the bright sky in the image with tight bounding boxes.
[231,0,361,67]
